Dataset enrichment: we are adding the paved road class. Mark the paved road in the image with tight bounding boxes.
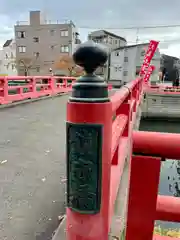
[0,95,69,240]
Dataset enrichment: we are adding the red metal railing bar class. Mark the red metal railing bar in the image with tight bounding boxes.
[126,155,161,240]
[109,137,129,225]
[156,195,180,222]
[111,87,131,112]
[0,76,112,106]
[133,131,180,160]
[111,114,128,159]
[153,235,180,240]
[146,90,180,95]
[111,78,141,113]
[0,76,77,105]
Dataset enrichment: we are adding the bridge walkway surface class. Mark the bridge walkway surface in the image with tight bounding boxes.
[0,95,70,240]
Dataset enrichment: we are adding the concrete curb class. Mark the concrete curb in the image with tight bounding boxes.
[0,92,68,110]
[52,216,67,239]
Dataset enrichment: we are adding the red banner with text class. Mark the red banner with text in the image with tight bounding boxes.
[143,65,155,84]
[139,40,159,82]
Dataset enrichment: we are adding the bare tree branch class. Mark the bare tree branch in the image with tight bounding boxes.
[18,54,39,74]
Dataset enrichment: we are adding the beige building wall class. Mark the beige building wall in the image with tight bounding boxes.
[14,11,80,76]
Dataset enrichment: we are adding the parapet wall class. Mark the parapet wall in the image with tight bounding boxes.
[142,92,180,119]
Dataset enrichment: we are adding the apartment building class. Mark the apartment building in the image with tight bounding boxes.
[88,30,127,50]
[88,30,127,77]
[0,39,17,76]
[14,11,80,76]
[110,43,160,87]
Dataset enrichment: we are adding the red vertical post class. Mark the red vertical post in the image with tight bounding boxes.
[136,79,142,102]
[2,77,9,102]
[132,86,137,112]
[125,155,161,240]
[49,76,55,94]
[64,77,67,89]
[31,77,37,98]
[112,95,131,166]
[66,42,112,240]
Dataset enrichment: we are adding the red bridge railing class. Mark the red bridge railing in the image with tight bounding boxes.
[0,76,112,105]
[65,42,180,240]
[127,131,180,240]
[146,84,180,95]
[0,76,75,105]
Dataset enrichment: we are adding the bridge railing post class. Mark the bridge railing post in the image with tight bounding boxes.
[66,42,112,240]
[49,76,55,94]
[125,155,161,240]
[31,77,37,98]
[0,77,8,103]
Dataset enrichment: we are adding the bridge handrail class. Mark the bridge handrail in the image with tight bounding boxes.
[65,42,180,240]
[0,76,112,105]
[0,75,76,80]
[111,78,142,113]
[0,76,76,105]
[156,195,180,222]
[133,131,180,160]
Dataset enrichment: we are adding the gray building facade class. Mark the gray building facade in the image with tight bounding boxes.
[88,30,127,77]
[14,11,80,76]
[88,30,127,50]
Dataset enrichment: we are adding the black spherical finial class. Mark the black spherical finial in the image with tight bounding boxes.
[73,41,108,74]
[70,41,110,103]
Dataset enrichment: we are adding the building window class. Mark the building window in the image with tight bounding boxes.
[60,45,69,53]
[12,64,15,70]
[103,37,108,43]
[60,30,68,37]
[136,66,141,75]
[115,66,122,72]
[109,37,112,44]
[33,37,39,43]
[5,53,8,59]
[34,52,40,58]
[17,31,26,38]
[124,57,128,62]
[123,71,128,76]
[50,29,55,36]
[115,52,120,56]
[50,45,54,50]
[11,52,14,59]
[114,39,118,44]
[18,46,26,53]
[141,50,146,56]
[36,67,40,72]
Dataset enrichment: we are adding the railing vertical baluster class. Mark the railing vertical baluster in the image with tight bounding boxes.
[31,77,37,98]
[3,77,8,102]
[125,155,161,240]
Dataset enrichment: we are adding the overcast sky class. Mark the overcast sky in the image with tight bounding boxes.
[1,0,180,57]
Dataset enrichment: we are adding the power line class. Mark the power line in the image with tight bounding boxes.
[128,39,180,44]
[79,24,180,30]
